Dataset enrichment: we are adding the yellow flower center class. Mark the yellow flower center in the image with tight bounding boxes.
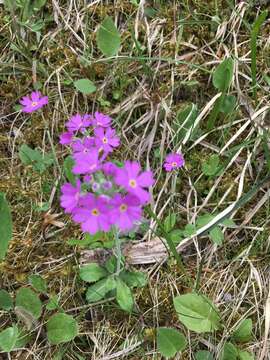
[102,137,108,144]
[120,204,128,212]
[91,208,100,216]
[31,102,38,107]
[171,162,177,167]
[129,179,137,188]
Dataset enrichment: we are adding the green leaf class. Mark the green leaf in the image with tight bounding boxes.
[202,154,220,176]
[0,192,12,261]
[79,264,107,283]
[28,274,47,293]
[0,326,18,352]
[116,278,133,313]
[86,277,116,303]
[104,255,117,273]
[195,350,214,360]
[220,95,237,114]
[174,104,198,144]
[212,58,234,92]
[63,156,76,185]
[15,288,42,320]
[232,318,252,343]
[221,342,238,360]
[221,218,236,227]
[96,16,121,56]
[14,328,31,349]
[74,79,96,95]
[196,214,215,228]
[157,327,187,358]
[238,351,255,360]
[164,213,176,233]
[19,145,54,173]
[120,270,147,288]
[183,224,196,237]
[46,313,78,345]
[169,229,183,245]
[0,289,13,310]
[173,293,221,333]
[209,226,224,246]
[46,295,59,311]
[33,0,47,11]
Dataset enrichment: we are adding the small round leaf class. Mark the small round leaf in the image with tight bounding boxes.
[46,313,78,345]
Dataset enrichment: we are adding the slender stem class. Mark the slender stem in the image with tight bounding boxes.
[114,228,121,275]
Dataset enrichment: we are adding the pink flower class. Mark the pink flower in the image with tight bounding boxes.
[72,137,95,161]
[72,194,110,234]
[66,114,91,133]
[72,147,100,175]
[59,132,73,145]
[115,161,154,204]
[60,180,81,213]
[91,112,111,128]
[94,126,120,154]
[110,194,142,231]
[19,91,48,113]
[102,162,118,176]
[164,153,185,172]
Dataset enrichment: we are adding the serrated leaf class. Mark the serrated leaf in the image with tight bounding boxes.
[116,278,133,313]
[157,327,187,358]
[0,289,13,310]
[96,16,121,56]
[238,351,255,360]
[209,226,224,246]
[232,318,252,343]
[173,293,221,333]
[29,274,47,293]
[15,288,42,320]
[195,350,214,360]
[221,342,238,360]
[74,79,96,95]
[0,326,18,352]
[79,263,107,283]
[86,277,116,303]
[213,58,234,92]
[0,192,12,261]
[46,313,78,345]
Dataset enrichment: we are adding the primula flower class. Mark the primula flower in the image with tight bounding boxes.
[66,114,91,133]
[60,180,81,213]
[94,126,120,154]
[115,161,154,204]
[91,112,111,128]
[72,137,95,161]
[19,91,48,113]
[110,194,142,231]
[102,162,118,176]
[72,147,100,174]
[164,153,185,172]
[72,194,110,234]
[59,132,73,145]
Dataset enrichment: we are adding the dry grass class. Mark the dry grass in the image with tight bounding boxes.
[1,0,270,359]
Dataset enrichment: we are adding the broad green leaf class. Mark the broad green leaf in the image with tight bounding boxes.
[96,16,121,56]
[46,313,78,345]
[220,95,237,114]
[104,255,117,273]
[74,79,96,95]
[19,145,54,173]
[213,58,234,92]
[86,277,116,303]
[173,293,221,333]
[14,328,31,349]
[79,263,107,283]
[221,218,236,227]
[174,104,198,144]
[157,327,186,358]
[195,350,214,360]
[209,226,224,245]
[169,229,183,245]
[232,318,252,343]
[196,214,215,228]
[238,351,255,360]
[63,156,76,185]
[46,295,59,311]
[0,326,18,352]
[15,288,42,320]
[29,274,47,293]
[164,213,176,233]
[0,192,12,260]
[183,224,196,237]
[221,342,238,360]
[116,278,133,313]
[0,289,13,310]
[120,270,147,288]
[202,154,220,176]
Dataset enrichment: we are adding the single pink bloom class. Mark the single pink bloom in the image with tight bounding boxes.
[59,132,73,145]
[19,91,48,113]
[72,194,111,234]
[164,153,185,172]
[91,112,111,128]
[72,137,95,162]
[60,180,81,213]
[110,194,142,231]
[114,161,154,204]
[72,147,100,175]
[66,114,91,133]
[94,126,120,154]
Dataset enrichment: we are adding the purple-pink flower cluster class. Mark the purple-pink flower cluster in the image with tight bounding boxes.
[60,112,154,235]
